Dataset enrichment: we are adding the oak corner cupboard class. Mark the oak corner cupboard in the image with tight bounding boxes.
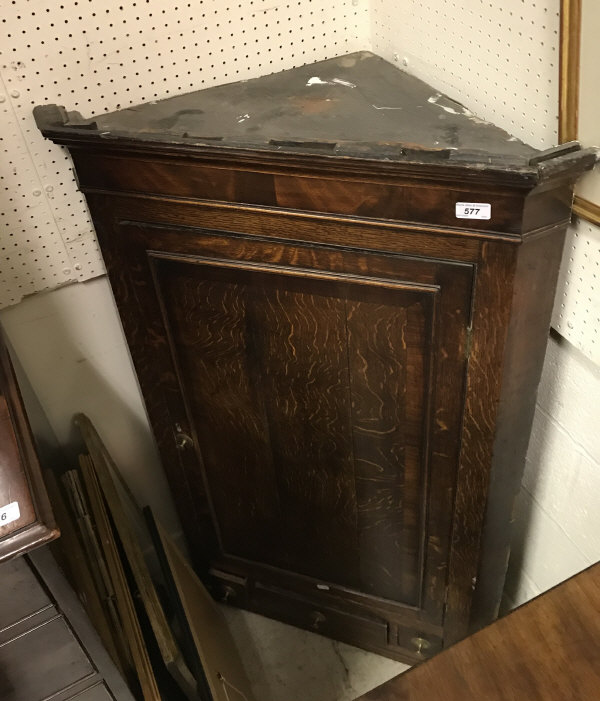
[34,51,596,664]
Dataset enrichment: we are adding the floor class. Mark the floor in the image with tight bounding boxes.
[221,607,410,701]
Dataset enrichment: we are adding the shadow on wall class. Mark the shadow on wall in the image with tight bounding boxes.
[0,276,183,539]
[501,394,554,610]
[504,329,600,610]
[503,330,567,610]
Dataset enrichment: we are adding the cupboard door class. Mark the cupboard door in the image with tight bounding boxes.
[106,219,473,623]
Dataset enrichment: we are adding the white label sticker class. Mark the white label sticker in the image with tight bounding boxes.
[0,502,20,526]
[455,202,491,220]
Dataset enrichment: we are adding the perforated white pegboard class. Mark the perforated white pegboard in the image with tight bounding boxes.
[1,1,597,363]
[552,220,600,363]
[371,0,598,364]
[0,0,369,308]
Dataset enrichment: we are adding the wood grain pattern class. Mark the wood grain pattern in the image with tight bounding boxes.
[444,241,518,643]
[348,299,427,605]
[159,267,287,568]
[355,563,600,701]
[248,276,358,585]
[469,228,567,630]
[445,226,568,644]
[93,218,475,665]
[153,257,445,595]
[72,151,529,235]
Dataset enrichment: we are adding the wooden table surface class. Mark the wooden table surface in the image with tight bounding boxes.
[356,563,600,700]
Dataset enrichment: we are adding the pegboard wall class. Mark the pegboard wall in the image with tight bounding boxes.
[0,0,368,307]
[0,0,597,362]
[370,0,561,150]
[553,220,600,362]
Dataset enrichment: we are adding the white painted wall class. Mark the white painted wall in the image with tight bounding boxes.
[505,331,600,606]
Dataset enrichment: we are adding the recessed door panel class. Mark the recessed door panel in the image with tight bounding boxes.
[113,219,472,618]
[151,252,441,608]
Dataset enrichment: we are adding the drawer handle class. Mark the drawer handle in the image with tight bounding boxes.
[221,585,236,602]
[411,636,431,656]
[310,611,326,630]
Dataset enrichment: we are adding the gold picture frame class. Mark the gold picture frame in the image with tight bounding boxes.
[560,0,600,225]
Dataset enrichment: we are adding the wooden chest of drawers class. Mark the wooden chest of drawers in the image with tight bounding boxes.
[0,329,59,561]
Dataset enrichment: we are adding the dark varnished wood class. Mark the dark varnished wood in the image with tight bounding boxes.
[67,181,583,663]
[445,225,568,643]
[82,204,475,661]
[355,563,600,700]
[0,329,59,561]
[35,54,594,662]
[71,151,531,235]
[469,229,567,631]
[151,252,461,603]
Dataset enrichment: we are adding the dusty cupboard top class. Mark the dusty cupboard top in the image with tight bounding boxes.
[34,51,595,188]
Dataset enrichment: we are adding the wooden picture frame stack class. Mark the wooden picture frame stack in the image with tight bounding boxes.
[47,413,255,701]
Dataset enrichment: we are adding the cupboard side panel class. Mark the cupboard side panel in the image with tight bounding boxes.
[470,227,567,630]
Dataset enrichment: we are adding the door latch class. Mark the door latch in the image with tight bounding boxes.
[174,423,194,451]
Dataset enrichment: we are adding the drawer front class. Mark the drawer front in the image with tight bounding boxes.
[253,583,390,651]
[0,615,94,701]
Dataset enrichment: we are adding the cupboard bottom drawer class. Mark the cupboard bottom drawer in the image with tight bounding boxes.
[252,582,390,651]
